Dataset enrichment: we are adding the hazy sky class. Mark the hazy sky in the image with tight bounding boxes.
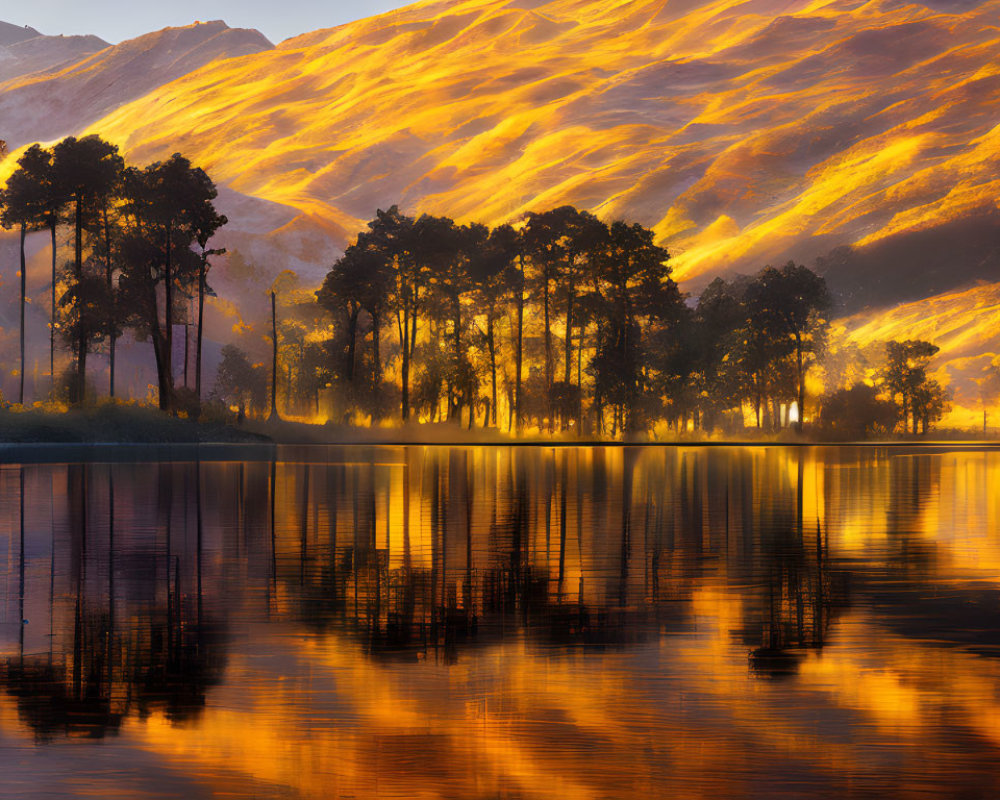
[3,0,406,45]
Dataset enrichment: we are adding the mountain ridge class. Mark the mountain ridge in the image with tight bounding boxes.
[0,24,108,83]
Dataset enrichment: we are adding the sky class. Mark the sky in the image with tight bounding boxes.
[2,0,407,44]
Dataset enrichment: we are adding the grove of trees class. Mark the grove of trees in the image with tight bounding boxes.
[0,135,226,412]
[0,137,953,437]
[313,205,841,436]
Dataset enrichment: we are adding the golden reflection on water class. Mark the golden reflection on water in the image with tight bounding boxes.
[0,446,999,798]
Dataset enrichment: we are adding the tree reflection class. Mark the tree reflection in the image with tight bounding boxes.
[0,447,853,738]
[1,463,227,740]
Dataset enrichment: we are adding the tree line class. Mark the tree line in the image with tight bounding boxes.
[311,205,824,434]
[0,137,950,437]
[305,205,950,437]
[0,135,226,411]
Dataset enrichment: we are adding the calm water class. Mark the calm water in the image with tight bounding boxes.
[0,445,998,799]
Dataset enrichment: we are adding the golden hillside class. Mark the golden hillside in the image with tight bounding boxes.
[82,0,1000,283]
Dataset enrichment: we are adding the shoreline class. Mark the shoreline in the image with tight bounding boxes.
[0,405,997,454]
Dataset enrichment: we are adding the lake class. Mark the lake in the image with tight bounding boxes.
[0,444,998,799]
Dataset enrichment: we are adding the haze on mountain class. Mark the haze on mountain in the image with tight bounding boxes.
[0,20,108,83]
[2,0,1000,422]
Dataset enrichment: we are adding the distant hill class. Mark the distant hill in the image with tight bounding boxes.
[0,23,108,83]
[0,20,272,148]
[0,21,42,46]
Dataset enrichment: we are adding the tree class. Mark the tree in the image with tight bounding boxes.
[190,193,227,406]
[590,220,682,435]
[881,340,941,434]
[743,263,831,431]
[470,224,519,427]
[692,278,746,430]
[318,244,393,391]
[422,217,487,422]
[911,378,949,434]
[353,206,420,421]
[214,344,267,419]
[819,383,898,440]
[0,145,53,403]
[52,136,124,403]
[117,154,225,413]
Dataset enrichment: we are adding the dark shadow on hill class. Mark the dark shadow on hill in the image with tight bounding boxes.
[816,208,1000,314]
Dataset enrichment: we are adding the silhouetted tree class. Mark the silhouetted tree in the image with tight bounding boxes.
[471,224,519,427]
[0,145,53,403]
[117,154,225,412]
[742,263,830,430]
[354,206,421,421]
[692,277,746,430]
[590,220,682,435]
[214,344,267,419]
[820,383,898,440]
[52,135,124,403]
[881,340,941,434]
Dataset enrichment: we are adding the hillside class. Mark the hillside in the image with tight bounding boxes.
[73,0,1000,289]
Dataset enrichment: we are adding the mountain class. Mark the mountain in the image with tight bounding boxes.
[0,21,273,149]
[0,23,108,83]
[76,0,1000,290]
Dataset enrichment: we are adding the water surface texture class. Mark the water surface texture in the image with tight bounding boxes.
[0,445,998,799]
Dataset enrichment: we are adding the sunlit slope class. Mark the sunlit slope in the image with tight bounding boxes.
[83,0,1000,281]
[0,21,272,149]
[839,282,1000,426]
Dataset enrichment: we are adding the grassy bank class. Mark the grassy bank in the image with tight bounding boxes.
[0,404,997,447]
[0,404,268,444]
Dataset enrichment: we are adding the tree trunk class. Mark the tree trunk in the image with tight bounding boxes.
[347,306,358,383]
[104,205,116,399]
[163,220,174,412]
[795,332,804,433]
[577,322,584,433]
[371,309,381,387]
[543,272,552,390]
[18,223,26,405]
[196,255,207,406]
[50,222,56,396]
[151,328,171,412]
[73,197,85,404]
[145,281,170,411]
[515,256,525,432]
[400,304,409,421]
[488,315,497,427]
[269,290,279,421]
[564,278,574,385]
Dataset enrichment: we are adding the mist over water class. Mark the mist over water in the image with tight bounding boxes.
[0,445,998,798]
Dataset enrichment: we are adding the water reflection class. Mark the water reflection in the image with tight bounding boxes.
[0,446,998,798]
